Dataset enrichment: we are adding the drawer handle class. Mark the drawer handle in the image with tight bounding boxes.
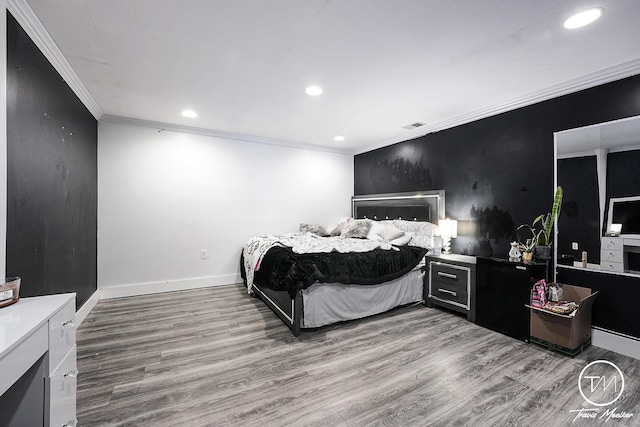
[64,369,79,379]
[437,288,457,297]
[437,272,457,280]
[52,320,76,330]
[62,418,77,427]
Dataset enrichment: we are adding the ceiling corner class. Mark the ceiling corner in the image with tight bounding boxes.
[7,0,103,120]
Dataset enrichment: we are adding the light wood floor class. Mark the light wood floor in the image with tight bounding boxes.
[76,284,639,426]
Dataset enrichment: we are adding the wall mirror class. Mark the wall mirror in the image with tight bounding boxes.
[554,115,640,277]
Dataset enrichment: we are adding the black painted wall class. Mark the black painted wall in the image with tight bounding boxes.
[355,74,640,338]
[6,13,98,308]
[355,75,640,258]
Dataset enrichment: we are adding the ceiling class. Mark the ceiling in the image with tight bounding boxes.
[17,0,640,154]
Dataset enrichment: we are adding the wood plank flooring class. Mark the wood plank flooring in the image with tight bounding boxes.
[76,284,640,426]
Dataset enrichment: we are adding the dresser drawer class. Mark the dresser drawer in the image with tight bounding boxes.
[601,237,623,251]
[600,249,623,263]
[429,261,470,308]
[48,299,76,374]
[601,261,624,272]
[46,345,77,427]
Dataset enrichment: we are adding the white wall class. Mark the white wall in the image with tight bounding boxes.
[98,120,353,296]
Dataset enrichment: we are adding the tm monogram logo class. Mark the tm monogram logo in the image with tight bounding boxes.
[579,360,624,406]
[570,360,634,423]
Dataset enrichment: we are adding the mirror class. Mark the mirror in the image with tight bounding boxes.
[554,115,640,276]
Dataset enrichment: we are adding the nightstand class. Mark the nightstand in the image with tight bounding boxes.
[425,254,476,322]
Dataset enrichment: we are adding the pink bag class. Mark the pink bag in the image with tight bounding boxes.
[530,279,547,308]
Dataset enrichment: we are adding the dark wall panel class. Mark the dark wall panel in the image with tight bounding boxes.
[6,13,97,307]
[355,75,640,260]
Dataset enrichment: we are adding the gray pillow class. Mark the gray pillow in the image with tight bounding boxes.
[330,222,348,236]
[299,223,329,237]
[341,219,372,238]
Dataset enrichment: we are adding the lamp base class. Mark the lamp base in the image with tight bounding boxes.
[442,237,452,254]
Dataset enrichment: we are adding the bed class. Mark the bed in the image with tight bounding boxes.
[241,190,445,336]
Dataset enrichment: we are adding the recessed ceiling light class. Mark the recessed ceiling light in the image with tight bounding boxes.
[564,8,604,29]
[182,109,197,118]
[305,86,323,96]
[334,135,345,142]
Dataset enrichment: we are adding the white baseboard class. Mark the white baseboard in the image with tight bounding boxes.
[75,290,100,326]
[98,274,242,299]
[592,327,640,360]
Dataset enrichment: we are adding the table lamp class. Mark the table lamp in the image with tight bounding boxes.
[439,219,458,254]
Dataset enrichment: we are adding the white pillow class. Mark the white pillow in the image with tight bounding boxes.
[366,221,385,240]
[390,232,412,246]
[380,224,405,241]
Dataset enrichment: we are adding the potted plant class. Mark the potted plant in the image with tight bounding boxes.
[517,235,537,263]
[517,186,563,261]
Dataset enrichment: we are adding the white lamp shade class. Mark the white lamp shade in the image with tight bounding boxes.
[610,223,622,233]
[439,219,458,238]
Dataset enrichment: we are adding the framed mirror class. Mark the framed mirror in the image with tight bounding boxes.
[554,115,640,277]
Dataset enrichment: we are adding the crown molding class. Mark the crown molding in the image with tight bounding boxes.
[100,115,355,155]
[355,58,640,154]
[7,0,103,120]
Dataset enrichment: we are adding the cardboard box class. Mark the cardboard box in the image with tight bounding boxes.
[527,284,597,357]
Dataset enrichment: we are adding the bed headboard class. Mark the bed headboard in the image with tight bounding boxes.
[351,190,445,223]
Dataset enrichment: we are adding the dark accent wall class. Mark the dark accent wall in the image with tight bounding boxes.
[355,75,640,259]
[6,12,98,308]
[355,75,640,339]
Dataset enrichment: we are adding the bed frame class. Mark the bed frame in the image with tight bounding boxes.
[251,190,445,336]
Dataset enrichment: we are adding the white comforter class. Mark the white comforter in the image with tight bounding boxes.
[243,233,394,294]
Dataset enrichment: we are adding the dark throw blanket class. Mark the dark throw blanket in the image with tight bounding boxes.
[252,245,427,298]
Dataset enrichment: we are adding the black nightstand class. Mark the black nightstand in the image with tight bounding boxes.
[425,254,476,322]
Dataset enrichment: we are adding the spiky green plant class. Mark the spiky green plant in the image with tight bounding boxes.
[517,186,563,249]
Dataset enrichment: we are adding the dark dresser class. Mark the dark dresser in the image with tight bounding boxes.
[475,257,547,341]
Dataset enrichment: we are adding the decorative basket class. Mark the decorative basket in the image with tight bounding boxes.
[0,277,21,308]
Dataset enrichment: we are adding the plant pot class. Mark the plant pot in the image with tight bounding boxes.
[534,245,552,261]
[522,252,533,263]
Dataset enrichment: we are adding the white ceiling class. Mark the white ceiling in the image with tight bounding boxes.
[17,0,640,154]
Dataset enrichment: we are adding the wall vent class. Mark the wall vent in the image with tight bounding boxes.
[402,122,427,130]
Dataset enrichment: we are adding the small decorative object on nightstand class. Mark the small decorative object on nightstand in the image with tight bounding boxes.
[508,241,522,262]
[433,234,443,256]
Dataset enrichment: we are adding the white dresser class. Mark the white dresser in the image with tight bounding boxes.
[600,237,624,272]
[0,293,77,427]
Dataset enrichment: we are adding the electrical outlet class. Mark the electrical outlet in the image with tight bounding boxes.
[572,242,579,250]
[200,249,208,259]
